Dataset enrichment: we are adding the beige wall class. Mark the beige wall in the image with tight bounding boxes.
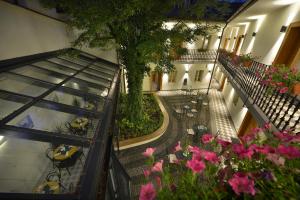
[0,1,117,63]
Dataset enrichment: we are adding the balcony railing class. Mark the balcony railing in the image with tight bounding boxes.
[218,52,300,135]
[176,49,217,62]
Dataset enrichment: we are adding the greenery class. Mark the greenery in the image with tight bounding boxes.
[118,94,163,140]
[139,125,300,200]
[239,53,258,63]
[40,0,228,123]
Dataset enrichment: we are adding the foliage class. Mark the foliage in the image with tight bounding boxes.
[258,65,300,93]
[139,125,300,200]
[118,94,163,140]
[239,53,259,63]
[40,0,227,122]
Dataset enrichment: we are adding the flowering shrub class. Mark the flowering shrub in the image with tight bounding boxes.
[139,126,300,200]
[258,65,300,94]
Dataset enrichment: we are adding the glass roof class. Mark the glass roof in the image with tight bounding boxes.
[0,49,119,197]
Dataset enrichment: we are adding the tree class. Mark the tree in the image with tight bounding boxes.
[41,0,227,123]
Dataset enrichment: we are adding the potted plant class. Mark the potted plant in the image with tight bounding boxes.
[239,53,258,67]
[139,125,300,200]
[262,65,300,95]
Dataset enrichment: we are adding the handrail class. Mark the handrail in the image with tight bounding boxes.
[176,49,217,62]
[218,52,300,134]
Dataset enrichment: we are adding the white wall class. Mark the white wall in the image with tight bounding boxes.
[0,1,117,63]
[222,79,248,131]
[224,1,300,65]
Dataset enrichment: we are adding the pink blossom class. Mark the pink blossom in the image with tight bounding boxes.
[277,145,300,159]
[279,87,289,94]
[142,147,156,157]
[174,141,182,152]
[143,169,151,178]
[201,151,219,164]
[201,134,213,144]
[264,123,271,130]
[266,153,285,166]
[152,160,163,173]
[139,183,156,200]
[186,159,206,174]
[273,131,294,142]
[250,144,275,155]
[188,145,201,154]
[217,138,231,148]
[228,173,256,196]
[232,144,254,159]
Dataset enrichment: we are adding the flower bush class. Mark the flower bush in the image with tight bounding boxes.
[139,125,300,200]
[259,65,300,94]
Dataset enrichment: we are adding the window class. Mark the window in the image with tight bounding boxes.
[194,70,204,82]
[168,71,177,83]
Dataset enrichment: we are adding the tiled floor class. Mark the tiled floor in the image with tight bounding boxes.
[117,85,238,199]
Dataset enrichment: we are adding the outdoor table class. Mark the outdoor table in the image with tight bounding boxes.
[203,102,208,106]
[191,109,197,113]
[84,102,95,110]
[70,117,88,130]
[53,144,79,161]
[187,113,194,118]
[191,100,197,104]
[192,124,208,135]
[35,181,60,194]
[183,105,190,110]
[187,128,195,135]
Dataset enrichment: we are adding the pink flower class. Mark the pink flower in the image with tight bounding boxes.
[232,144,254,159]
[279,87,289,94]
[217,138,231,148]
[250,144,275,155]
[143,169,151,178]
[276,82,284,87]
[277,145,300,159]
[139,183,156,200]
[174,141,182,152]
[201,134,213,144]
[264,123,271,130]
[152,160,163,173]
[228,173,256,196]
[266,153,285,166]
[142,148,156,157]
[186,159,206,174]
[201,151,219,164]
[188,145,201,153]
[273,131,294,142]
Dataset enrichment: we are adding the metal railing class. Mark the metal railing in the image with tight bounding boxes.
[218,53,300,134]
[176,49,217,62]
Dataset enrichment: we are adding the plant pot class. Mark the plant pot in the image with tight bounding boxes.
[292,82,300,95]
[243,61,252,67]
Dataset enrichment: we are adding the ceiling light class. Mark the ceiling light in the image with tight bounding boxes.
[273,0,299,5]
[252,32,257,37]
[247,15,266,20]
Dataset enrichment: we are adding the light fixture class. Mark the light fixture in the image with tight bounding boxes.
[247,15,266,20]
[185,70,189,74]
[280,25,287,32]
[273,0,299,5]
[234,37,236,39]
[252,32,256,37]
[218,36,221,39]
[241,34,245,38]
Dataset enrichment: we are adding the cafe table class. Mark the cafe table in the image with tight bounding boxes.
[53,144,79,161]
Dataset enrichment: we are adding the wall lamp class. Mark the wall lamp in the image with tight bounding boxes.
[185,70,189,74]
[280,25,287,32]
[218,36,221,39]
[241,34,245,38]
[252,32,256,37]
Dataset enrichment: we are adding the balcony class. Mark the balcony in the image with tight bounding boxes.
[175,49,217,63]
[218,52,300,135]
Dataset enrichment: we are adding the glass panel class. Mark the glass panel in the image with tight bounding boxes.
[32,61,76,76]
[0,73,51,97]
[84,68,113,81]
[7,104,100,138]
[62,79,109,97]
[0,136,89,194]
[44,90,104,112]
[0,92,31,120]
[89,64,115,76]
[58,56,90,67]
[11,66,67,84]
[93,62,116,72]
[75,72,111,88]
[48,57,84,70]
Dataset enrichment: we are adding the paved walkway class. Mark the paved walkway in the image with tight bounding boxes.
[116,88,237,199]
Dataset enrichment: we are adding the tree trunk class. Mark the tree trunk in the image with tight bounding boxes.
[121,44,145,122]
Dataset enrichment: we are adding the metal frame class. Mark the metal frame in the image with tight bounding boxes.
[0,48,121,200]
